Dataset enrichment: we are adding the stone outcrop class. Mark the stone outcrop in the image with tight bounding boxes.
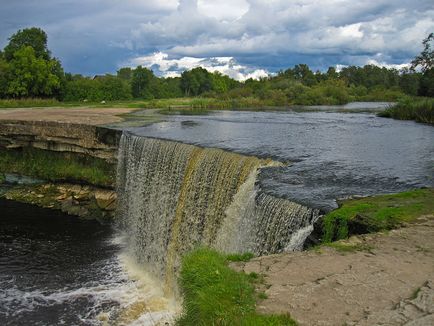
[3,183,117,220]
[0,120,121,162]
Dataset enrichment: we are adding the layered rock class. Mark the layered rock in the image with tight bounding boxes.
[0,120,121,162]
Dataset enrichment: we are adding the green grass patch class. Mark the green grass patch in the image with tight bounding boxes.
[0,98,62,108]
[322,189,434,242]
[226,252,255,262]
[0,148,115,187]
[378,97,434,124]
[177,248,297,326]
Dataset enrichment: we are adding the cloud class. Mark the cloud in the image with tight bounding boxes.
[1,0,433,75]
[127,52,269,81]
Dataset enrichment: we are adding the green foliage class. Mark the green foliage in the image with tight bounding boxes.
[411,32,433,73]
[0,98,60,108]
[1,28,65,99]
[181,67,214,96]
[6,46,62,98]
[379,97,434,124]
[177,247,297,326]
[419,68,434,97]
[131,66,156,99]
[1,27,431,105]
[63,75,132,101]
[322,189,434,242]
[226,252,255,262]
[3,27,50,61]
[0,148,115,187]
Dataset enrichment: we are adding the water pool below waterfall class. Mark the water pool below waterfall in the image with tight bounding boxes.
[0,199,176,325]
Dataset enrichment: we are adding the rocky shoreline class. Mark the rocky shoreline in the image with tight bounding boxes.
[0,111,124,221]
[2,180,117,221]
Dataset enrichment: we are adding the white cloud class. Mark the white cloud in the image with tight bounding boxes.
[127,52,269,81]
[197,0,250,21]
[365,59,410,70]
[2,0,433,74]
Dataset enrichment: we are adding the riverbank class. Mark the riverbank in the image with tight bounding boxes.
[378,97,434,124]
[233,215,434,325]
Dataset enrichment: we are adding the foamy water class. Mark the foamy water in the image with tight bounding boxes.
[0,199,178,325]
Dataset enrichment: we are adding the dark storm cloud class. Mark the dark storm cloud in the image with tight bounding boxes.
[1,0,433,78]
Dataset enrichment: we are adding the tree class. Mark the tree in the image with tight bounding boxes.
[131,66,156,98]
[6,46,61,98]
[117,67,133,80]
[326,67,339,79]
[411,33,433,72]
[4,27,50,61]
[399,68,420,96]
[0,55,9,97]
[293,64,317,86]
[180,67,213,96]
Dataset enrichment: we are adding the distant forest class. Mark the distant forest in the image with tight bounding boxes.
[0,28,433,106]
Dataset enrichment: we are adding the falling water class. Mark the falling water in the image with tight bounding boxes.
[116,133,320,290]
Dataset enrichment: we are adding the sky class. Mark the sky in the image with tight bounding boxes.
[0,0,433,80]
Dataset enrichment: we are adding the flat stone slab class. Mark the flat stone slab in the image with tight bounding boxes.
[233,217,434,325]
[0,107,136,125]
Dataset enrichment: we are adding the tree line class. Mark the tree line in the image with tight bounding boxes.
[0,28,432,105]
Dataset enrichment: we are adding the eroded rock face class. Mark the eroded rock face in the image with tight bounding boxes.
[0,120,121,162]
[95,189,117,211]
[3,183,117,220]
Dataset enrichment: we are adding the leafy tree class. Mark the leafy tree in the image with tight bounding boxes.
[419,68,434,97]
[326,66,339,79]
[292,64,317,86]
[131,66,156,98]
[411,33,433,72]
[181,67,213,96]
[399,68,420,96]
[117,67,133,80]
[0,54,9,97]
[6,46,61,98]
[4,27,50,61]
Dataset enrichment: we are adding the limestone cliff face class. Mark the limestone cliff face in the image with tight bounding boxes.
[0,120,121,162]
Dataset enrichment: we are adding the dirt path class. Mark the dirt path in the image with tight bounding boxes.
[234,216,434,325]
[0,107,137,125]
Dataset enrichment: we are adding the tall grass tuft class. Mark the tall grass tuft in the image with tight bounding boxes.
[378,98,434,124]
[177,247,297,326]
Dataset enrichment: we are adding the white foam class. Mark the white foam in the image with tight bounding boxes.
[1,241,179,325]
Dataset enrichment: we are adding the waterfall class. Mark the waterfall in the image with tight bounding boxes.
[116,133,319,289]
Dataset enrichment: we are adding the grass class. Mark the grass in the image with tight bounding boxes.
[322,188,434,243]
[226,252,255,262]
[0,98,62,108]
[0,98,151,109]
[177,248,297,326]
[378,97,434,124]
[0,148,115,187]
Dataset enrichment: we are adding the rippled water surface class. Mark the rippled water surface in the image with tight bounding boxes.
[129,109,434,211]
[0,199,174,325]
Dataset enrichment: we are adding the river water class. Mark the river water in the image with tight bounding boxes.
[0,199,175,325]
[129,108,434,211]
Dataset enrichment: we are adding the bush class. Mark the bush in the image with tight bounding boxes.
[379,98,434,124]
